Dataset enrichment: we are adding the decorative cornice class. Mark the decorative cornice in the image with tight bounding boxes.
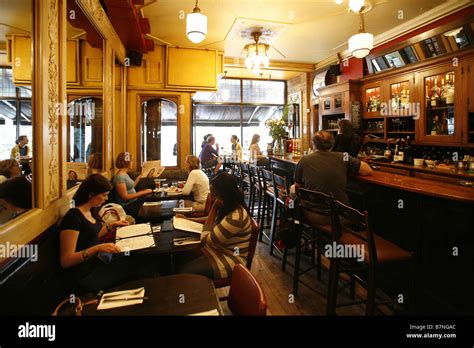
[75,0,126,63]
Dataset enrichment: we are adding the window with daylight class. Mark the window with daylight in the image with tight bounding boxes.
[141,97,178,167]
[192,78,286,156]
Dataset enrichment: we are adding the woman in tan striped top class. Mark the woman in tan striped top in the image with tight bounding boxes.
[175,172,252,280]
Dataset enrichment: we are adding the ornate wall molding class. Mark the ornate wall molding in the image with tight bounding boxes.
[47,0,60,202]
[75,0,126,63]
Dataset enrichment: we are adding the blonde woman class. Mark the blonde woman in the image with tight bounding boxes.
[249,134,268,166]
[182,155,210,212]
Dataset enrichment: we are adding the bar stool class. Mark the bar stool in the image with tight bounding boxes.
[248,165,263,221]
[327,200,415,315]
[230,161,242,188]
[270,173,290,257]
[259,168,276,242]
[239,162,251,198]
[291,188,335,295]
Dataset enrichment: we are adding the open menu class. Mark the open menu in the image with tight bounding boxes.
[115,223,155,252]
[141,160,165,178]
[172,217,203,234]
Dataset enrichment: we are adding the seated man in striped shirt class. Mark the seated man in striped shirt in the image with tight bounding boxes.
[175,172,252,280]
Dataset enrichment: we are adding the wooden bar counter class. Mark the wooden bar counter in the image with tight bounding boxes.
[268,155,474,314]
[268,155,474,203]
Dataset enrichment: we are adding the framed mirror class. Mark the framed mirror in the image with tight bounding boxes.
[140,97,179,168]
[0,0,34,225]
[66,7,105,188]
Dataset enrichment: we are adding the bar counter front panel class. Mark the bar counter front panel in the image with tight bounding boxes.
[268,155,474,314]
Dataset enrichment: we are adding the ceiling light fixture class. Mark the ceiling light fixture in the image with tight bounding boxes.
[348,10,373,58]
[349,0,365,13]
[243,32,270,76]
[186,0,207,44]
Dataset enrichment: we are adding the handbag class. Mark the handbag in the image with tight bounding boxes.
[51,297,98,316]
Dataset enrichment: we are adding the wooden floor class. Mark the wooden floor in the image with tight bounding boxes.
[218,230,398,316]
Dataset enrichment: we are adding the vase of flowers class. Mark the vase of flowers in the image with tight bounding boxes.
[265,118,287,156]
[265,105,290,156]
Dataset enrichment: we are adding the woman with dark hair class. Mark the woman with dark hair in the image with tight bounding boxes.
[332,119,361,158]
[175,172,252,280]
[59,174,155,291]
[201,134,212,149]
[230,135,242,161]
[0,159,21,184]
[0,176,32,223]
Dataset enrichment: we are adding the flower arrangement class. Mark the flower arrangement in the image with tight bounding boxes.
[265,104,290,143]
[265,118,287,141]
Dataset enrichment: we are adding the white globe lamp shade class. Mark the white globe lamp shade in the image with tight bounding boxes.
[186,11,207,43]
[348,32,373,58]
[349,0,365,13]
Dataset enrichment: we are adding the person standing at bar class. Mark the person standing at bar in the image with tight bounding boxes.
[332,119,361,158]
[199,136,222,175]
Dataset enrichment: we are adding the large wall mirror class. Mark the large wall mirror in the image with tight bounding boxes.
[67,96,103,178]
[140,97,178,167]
[0,0,34,226]
[66,4,105,188]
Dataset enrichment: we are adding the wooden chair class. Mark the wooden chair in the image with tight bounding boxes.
[248,164,263,221]
[214,217,260,289]
[286,188,335,295]
[270,173,290,256]
[327,200,415,315]
[226,264,267,316]
[259,168,276,242]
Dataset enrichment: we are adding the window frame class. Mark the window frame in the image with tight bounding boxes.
[191,77,287,155]
[138,94,181,170]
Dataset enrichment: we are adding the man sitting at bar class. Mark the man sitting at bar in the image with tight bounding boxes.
[199,136,222,175]
[294,131,372,223]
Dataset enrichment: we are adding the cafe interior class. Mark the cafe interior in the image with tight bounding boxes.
[0,0,473,317]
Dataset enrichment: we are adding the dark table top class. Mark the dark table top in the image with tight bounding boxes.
[138,199,193,223]
[83,275,223,315]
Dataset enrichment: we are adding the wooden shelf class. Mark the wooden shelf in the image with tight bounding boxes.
[363,131,384,134]
[387,131,415,134]
[363,138,386,143]
[426,105,454,111]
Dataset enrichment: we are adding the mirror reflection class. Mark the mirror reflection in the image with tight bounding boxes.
[0,0,34,225]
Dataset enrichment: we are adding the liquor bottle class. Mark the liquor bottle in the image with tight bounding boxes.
[405,136,413,164]
[376,95,381,111]
[398,138,405,162]
[384,140,392,159]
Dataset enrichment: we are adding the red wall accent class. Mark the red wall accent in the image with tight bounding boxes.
[339,5,474,81]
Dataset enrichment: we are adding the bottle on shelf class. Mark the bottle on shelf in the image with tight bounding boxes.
[398,138,405,162]
[405,136,413,164]
[384,140,392,159]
